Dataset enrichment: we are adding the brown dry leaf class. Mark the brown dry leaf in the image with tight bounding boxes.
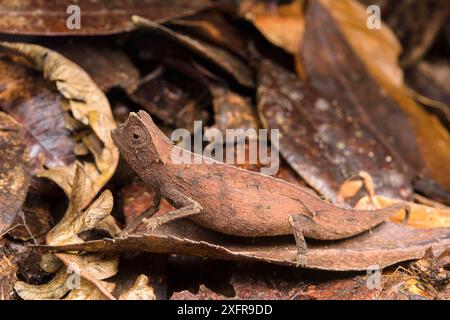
[46,219,450,272]
[8,193,52,241]
[356,195,450,229]
[257,59,412,203]
[0,111,30,237]
[318,0,403,87]
[15,165,120,300]
[65,278,115,300]
[130,66,208,132]
[119,275,156,300]
[168,10,247,58]
[311,0,450,190]
[0,250,18,300]
[240,0,305,55]
[406,61,450,131]
[0,0,215,36]
[14,269,70,300]
[46,165,116,246]
[301,1,422,177]
[132,16,254,88]
[0,55,75,174]
[45,40,140,94]
[209,84,258,133]
[0,42,119,208]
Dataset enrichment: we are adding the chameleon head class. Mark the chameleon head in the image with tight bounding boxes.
[111,111,163,166]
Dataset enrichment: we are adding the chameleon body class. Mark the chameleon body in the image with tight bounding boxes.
[112,111,409,265]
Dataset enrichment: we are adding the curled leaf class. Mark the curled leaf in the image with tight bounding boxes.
[0,42,119,208]
[0,112,30,236]
[14,269,70,300]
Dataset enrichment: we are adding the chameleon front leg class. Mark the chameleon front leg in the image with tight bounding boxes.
[117,189,201,239]
[288,214,308,268]
[142,188,202,233]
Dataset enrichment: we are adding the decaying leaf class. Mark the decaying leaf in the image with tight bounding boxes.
[45,220,450,272]
[356,195,450,229]
[0,250,18,300]
[301,1,423,178]
[257,59,412,203]
[0,42,119,209]
[0,0,215,36]
[8,193,52,241]
[132,16,254,88]
[45,40,140,94]
[130,65,208,131]
[14,269,70,300]
[0,55,75,173]
[210,84,258,133]
[168,10,247,58]
[119,275,156,300]
[406,61,450,131]
[65,278,115,300]
[15,165,120,300]
[46,165,116,245]
[240,0,305,55]
[0,111,30,237]
[302,0,450,190]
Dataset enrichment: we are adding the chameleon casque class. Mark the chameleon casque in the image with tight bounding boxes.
[111,111,409,267]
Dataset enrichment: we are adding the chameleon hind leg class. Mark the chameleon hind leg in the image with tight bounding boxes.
[288,214,308,268]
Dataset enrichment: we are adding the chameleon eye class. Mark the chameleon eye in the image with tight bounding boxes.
[126,124,148,148]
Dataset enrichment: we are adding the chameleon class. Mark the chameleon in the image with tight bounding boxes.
[111,110,410,267]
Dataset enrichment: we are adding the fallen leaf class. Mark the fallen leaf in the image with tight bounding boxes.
[301,0,423,178]
[65,278,115,300]
[0,55,75,173]
[14,165,120,300]
[44,220,450,272]
[0,0,215,36]
[168,10,248,58]
[406,61,450,131]
[45,40,140,94]
[356,195,450,229]
[304,0,450,190]
[240,0,305,55]
[0,249,17,300]
[130,65,208,132]
[8,193,52,241]
[0,42,119,208]
[209,84,258,133]
[119,275,156,300]
[14,269,70,300]
[0,111,30,237]
[257,59,412,202]
[132,16,254,88]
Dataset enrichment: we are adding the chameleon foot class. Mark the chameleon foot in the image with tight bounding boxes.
[289,214,308,268]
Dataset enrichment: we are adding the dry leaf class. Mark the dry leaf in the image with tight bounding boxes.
[65,278,115,300]
[241,0,305,55]
[308,0,450,190]
[119,275,156,300]
[356,195,450,229]
[0,42,119,208]
[132,16,254,88]
[46,220,450,272]
[14,269,70,300]
[0,0,215,36]
[0,111,30,237]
